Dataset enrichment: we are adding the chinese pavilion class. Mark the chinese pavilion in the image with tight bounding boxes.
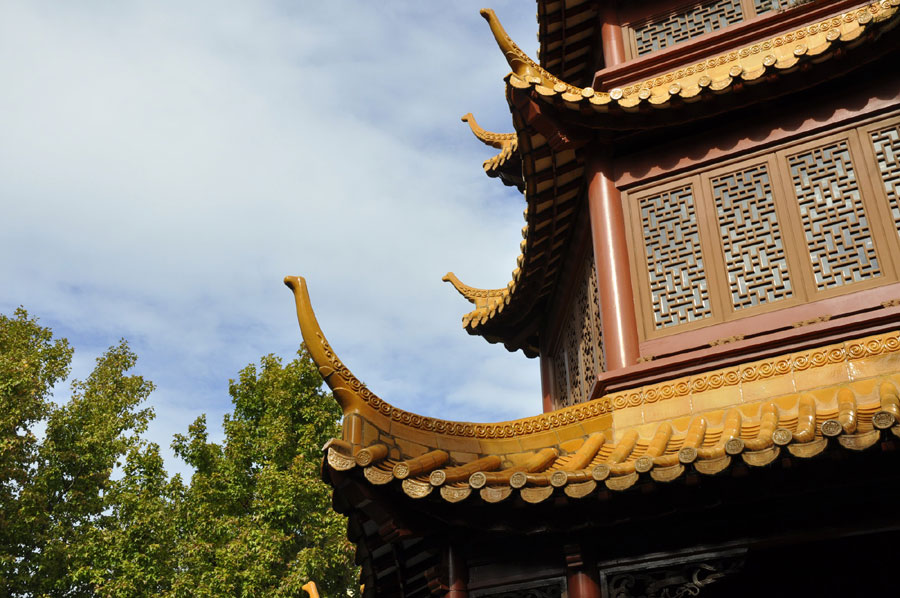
[287,1,900,596]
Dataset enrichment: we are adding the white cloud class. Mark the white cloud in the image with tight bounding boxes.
[0,0,544,476]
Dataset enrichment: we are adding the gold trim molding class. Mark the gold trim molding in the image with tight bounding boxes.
[609,332,900,411]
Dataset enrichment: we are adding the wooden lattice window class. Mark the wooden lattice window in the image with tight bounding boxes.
[787,140,881,289]
[633,0,744,56]
[640,185,712,328]
[625,0,786,59]
[551,253,605,409]
[626,115,900,341]
[870,123,900,240]
[711,164,793,309]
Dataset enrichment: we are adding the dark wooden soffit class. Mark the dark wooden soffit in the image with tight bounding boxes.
[538,0,602,89]
[445,90,588,357]
[328,443,900,598]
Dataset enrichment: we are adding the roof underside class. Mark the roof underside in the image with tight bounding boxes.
[538,0,601,88]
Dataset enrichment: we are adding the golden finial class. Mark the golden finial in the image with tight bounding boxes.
[460,113,517,149]
[302,581,320,598]
[479,9,543,82]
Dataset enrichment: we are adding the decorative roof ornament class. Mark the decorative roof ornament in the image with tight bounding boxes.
[479,8,575,94]
[461,113,517,149]
[302,582,320,598]
[442,272,508,318]
[460,113,524,189]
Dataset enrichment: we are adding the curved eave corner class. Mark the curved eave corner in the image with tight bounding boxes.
[439,9,591,356]
[461,113,524,190]
[441,272,525,339]
[284,279,900,507]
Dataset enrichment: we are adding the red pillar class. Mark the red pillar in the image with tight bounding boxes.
[587,154,640,371]
[589,4,638,373]
[446,545,467,598]
[600,2,626,69]
[567,563,602,598]
[540,356,554,413]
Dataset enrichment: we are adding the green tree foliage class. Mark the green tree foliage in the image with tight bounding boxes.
[0,308,357,597]
[168,352,357,598]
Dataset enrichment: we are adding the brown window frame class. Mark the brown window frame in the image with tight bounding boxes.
[623,113,900,348]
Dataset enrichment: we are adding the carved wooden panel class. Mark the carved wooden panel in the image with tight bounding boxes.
[552,338,571,409]
[563,305,583,407]
[602,553,745,598]
[552,254,605,409]
[711,164,792,309]
[633,0,744,56]
[870,124,900,239]
[640,185,712,328]
[787,140,882,289]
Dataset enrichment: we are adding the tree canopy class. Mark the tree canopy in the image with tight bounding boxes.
[0,308,357,597]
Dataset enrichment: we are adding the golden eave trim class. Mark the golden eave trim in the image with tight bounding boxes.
[484,0,899,112]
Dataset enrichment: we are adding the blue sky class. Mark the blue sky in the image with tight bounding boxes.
[1,1,543,476]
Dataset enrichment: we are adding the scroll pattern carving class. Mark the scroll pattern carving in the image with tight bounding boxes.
[788,140,881,289]
[711,164,792,309]
[870,124,900,238]
[552,255,605,408]
[606,557,744,598]
[641,185,712,328]
[634,0,744,56]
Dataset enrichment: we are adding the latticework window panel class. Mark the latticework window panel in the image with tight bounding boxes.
[870,125,900,239]
[711,164,793,309]
[633,0,744,56]
[640,185,712,328]
[552,255,605,409]
[753,0,789,15]
[788,141,882,289]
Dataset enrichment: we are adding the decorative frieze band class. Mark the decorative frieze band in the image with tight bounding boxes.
[609,331,900,410]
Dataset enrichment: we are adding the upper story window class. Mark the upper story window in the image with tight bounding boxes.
[627,0,800,58]
[624,114,900,341]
